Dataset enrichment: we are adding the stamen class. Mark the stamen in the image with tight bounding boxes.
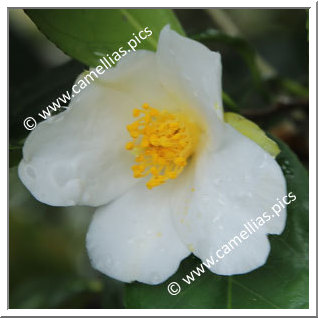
[126,103,199,189]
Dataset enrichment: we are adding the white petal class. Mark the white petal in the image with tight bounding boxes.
[19,84,138,207]
[86,182,190,284]
[172,124,287,275]
[157,25,224,126]
[20,49,181,207]
[98,50,177,110]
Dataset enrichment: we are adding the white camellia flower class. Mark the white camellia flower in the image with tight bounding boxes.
[19,25,287,285]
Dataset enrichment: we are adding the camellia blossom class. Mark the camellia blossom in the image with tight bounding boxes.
[19,26,287,285]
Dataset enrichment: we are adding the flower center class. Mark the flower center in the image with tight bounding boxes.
[126,103,200,189]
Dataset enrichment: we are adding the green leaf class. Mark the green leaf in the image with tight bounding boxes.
[191,29,262,85]
[222,92,240,112]
[25,9,184,67]
[224,112,281,157]
[124,138,308,308]
[280,78,309,99]
[10,276,103,309]
[10,60,85,143]
[9,143,23,168]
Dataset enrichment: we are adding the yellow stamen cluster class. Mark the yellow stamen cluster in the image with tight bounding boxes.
[126,103,199,189]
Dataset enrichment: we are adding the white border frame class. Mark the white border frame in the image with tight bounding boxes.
[3,1,316,316]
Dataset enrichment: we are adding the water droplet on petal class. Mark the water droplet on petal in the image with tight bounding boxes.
[26,166,36,179]
[150,273,162,284]
[127,237,134,245]
[104,254,113,267]
[212,216,220,223]
[83,192,91,201]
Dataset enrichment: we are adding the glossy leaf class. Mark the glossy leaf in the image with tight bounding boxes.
[222,92,240,112]
[25,9,184,67]
[224,112,281,157]
[191,29,262,85]
[10,60,85,143]
[124,138,309,308]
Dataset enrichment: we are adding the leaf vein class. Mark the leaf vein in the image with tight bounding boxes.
[231,278,280,309]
